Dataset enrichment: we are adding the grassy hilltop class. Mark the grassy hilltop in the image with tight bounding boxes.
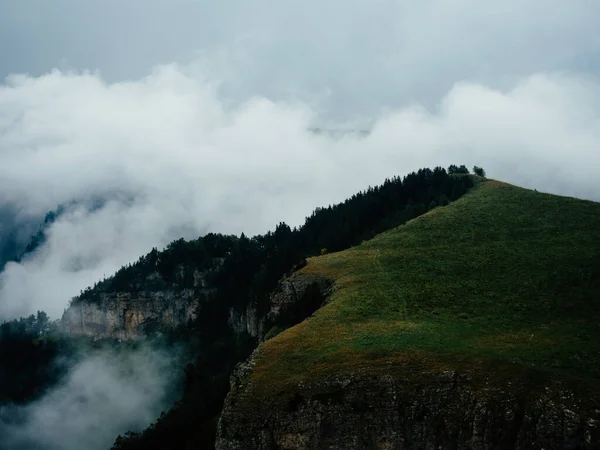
[247,179,600,406]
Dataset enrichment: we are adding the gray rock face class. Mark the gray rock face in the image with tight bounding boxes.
[228,303,263,338]
[61,266,332,341]
[262,273,333,340]
[61,289,199,340]
[227,272,333,341]
[216,354,600,450]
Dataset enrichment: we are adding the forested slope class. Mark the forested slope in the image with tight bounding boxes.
[217,180,600,449]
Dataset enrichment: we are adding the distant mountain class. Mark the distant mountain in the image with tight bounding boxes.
[0,194,134,270]
[0,206,45,270]
[308,127,370,138]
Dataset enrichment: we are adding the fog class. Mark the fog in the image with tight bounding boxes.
[0,343,181,450]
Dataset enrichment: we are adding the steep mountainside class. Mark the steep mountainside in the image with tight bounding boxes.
[217,180,600,449]
[107,167,474,449]
[62,168,471,342]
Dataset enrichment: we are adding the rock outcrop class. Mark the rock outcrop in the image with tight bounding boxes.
[266,274,334,331]
[61,289,199,340]
[61,266,214,340]
[216,354,600,449]
[228,302,263,339]
[227,272,333,341]
[61,266,333,341]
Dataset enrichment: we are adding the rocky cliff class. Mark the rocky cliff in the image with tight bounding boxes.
[62,266,332,341]
[61,289,199,340]
[216,351,600,449]
[223,271,334,341]
[61,265,214,339]
[259,273,334,340]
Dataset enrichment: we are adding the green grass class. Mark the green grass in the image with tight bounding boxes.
[247,180,600,405]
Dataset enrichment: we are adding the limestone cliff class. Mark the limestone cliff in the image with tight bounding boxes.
[227,272,333,340]
[61,265,332,341]
[61,289,199,340]
[61,264,214,339]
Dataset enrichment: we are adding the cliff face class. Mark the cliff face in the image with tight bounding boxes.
[216,353,599,450]
[61,266,332,341]
[227,272,333,341]
[228,302,263,339]
[61,266,214,340]
[61,289,199,340]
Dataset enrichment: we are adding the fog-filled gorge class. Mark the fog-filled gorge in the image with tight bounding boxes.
[0,342,183,450]
[1,1,599,449]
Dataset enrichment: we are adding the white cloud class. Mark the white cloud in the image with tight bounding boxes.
[0,67,599,320]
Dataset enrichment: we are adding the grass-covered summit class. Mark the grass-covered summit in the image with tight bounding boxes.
[247,179,600,402]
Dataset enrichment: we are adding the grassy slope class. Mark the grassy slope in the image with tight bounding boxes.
[247,180,600,406]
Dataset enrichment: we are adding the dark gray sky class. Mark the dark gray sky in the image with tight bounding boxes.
[2,0,600,119]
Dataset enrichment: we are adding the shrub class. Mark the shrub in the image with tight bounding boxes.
[473,166,486,177]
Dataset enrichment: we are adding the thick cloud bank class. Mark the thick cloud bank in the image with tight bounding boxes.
[0,67,599,320]
[0,344,179,450]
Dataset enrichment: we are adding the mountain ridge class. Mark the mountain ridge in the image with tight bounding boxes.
[103,167,474,449]
[216,179,600,449]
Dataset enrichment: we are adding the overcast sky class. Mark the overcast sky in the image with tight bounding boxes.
[1,0,600,320]
[2,0,600,119]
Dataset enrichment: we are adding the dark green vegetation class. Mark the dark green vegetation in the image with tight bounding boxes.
[107,166,473,449]
[0,313,186,410]
[245,180,600,411]
[0,312,78,404]
[17,208,64,261]
[80,167,472,303]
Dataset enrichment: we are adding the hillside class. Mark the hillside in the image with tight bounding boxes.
[217,180,600,449]
[99,166,473,449]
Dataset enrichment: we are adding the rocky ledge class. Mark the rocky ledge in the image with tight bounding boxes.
[228,272,334,341]
[216,352,600,450]
[61,289,199,340]
[61,267,333,341]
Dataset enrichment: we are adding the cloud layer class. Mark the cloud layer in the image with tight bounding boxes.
[0,66,599,320]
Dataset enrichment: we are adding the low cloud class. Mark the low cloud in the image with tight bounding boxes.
[0,66,599,320]
[0,343,180,450]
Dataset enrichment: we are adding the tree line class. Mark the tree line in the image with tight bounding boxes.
[0,312,76,404]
